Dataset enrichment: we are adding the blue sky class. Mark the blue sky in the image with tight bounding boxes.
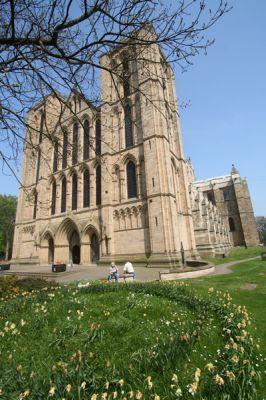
[0,0,265,215]
[175,0,266,215]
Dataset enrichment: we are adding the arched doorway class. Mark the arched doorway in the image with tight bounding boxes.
[90,233,99,263]
[72,245,80,264]
[69,231,80,264]
[48,237,54,263]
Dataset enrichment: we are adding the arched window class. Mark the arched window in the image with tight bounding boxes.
[39,112,44,143]
[33,191,38,219]
[229,217,236,232]
[83,169,90,208]
[62,131,68,169]
[72,123,78,165]
[51,181,56,215]
[36,149,41,182]
[127,161,137,198]
[53,141,58,173]
[61,177,67,213]
[122,57,130,97]
[36,113,44,182]
[95,119,101,156]
[124,104,133,148]
[114,167,121,202]
[72,173,78,210]
[96,165,101,205]
[83,120,90,160]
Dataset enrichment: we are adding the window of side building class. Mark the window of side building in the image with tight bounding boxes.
[206,191,215,205]
[223,188,230,201]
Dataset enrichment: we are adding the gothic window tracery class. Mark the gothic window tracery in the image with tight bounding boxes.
[122,57,130,97]
[96,165,101,205]
[36,112,44,182]
[61,177,67,213]
[51,181,56,215]
[83,169,90,208]
[95,119,101,156]
[72,172,78,210]
[33,191,38,219]
[124,104,133,148]
[127,161,137,198]
[114,166,121,202]
[62,131,68,169]
[72,123,78,165]
[83,119,90,161]
[53,141,58,173]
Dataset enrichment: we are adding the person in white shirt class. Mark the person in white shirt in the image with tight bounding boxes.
[123,261,136,280]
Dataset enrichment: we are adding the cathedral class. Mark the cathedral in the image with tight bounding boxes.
[11,35,259,268]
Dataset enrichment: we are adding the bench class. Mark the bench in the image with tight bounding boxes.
[108,273,135,283]
[119,273,135,282]
[0,264,10,271]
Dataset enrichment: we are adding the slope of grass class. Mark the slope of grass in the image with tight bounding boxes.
[205,246,265,265]
[190,258,266,397]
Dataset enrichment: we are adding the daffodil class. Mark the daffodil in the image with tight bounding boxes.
[213,375,224,386]
[49,386,56,396]
[226,371,235,380]
[66,384,72,393]
[81,381,86,389]
[147,376,153,389]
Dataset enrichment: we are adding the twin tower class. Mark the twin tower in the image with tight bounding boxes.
[12,34,259,268]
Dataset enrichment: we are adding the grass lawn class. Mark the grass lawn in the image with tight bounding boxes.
[0,277,257,400]
[205,246,266,265]
[189,258,266,398]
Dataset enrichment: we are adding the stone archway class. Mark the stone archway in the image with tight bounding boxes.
[80,224,100,265]
[48,237,54,263]
[54,218,81,264]
[69,230,80,264]
[39,232,55,264]
[90,233,99,263]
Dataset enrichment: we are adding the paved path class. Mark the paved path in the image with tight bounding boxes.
[2,257,260,283]
[210,256,260,276]
[55,266,166,283]
[54,256,260,282]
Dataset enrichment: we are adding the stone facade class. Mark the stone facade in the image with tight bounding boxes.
[12,40,198,268]
[186,160,232,258]
[191,165,260,247]
[12,38,259,268]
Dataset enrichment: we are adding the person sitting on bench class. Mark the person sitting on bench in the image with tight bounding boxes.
[123,261,136,280]
[108,262,119,282]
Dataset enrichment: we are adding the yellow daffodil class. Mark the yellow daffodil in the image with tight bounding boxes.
[226,371,235,380]
[66,384,72,393]
[49,386,56,396]
[213,375,225,386]
[81,381,86,389]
